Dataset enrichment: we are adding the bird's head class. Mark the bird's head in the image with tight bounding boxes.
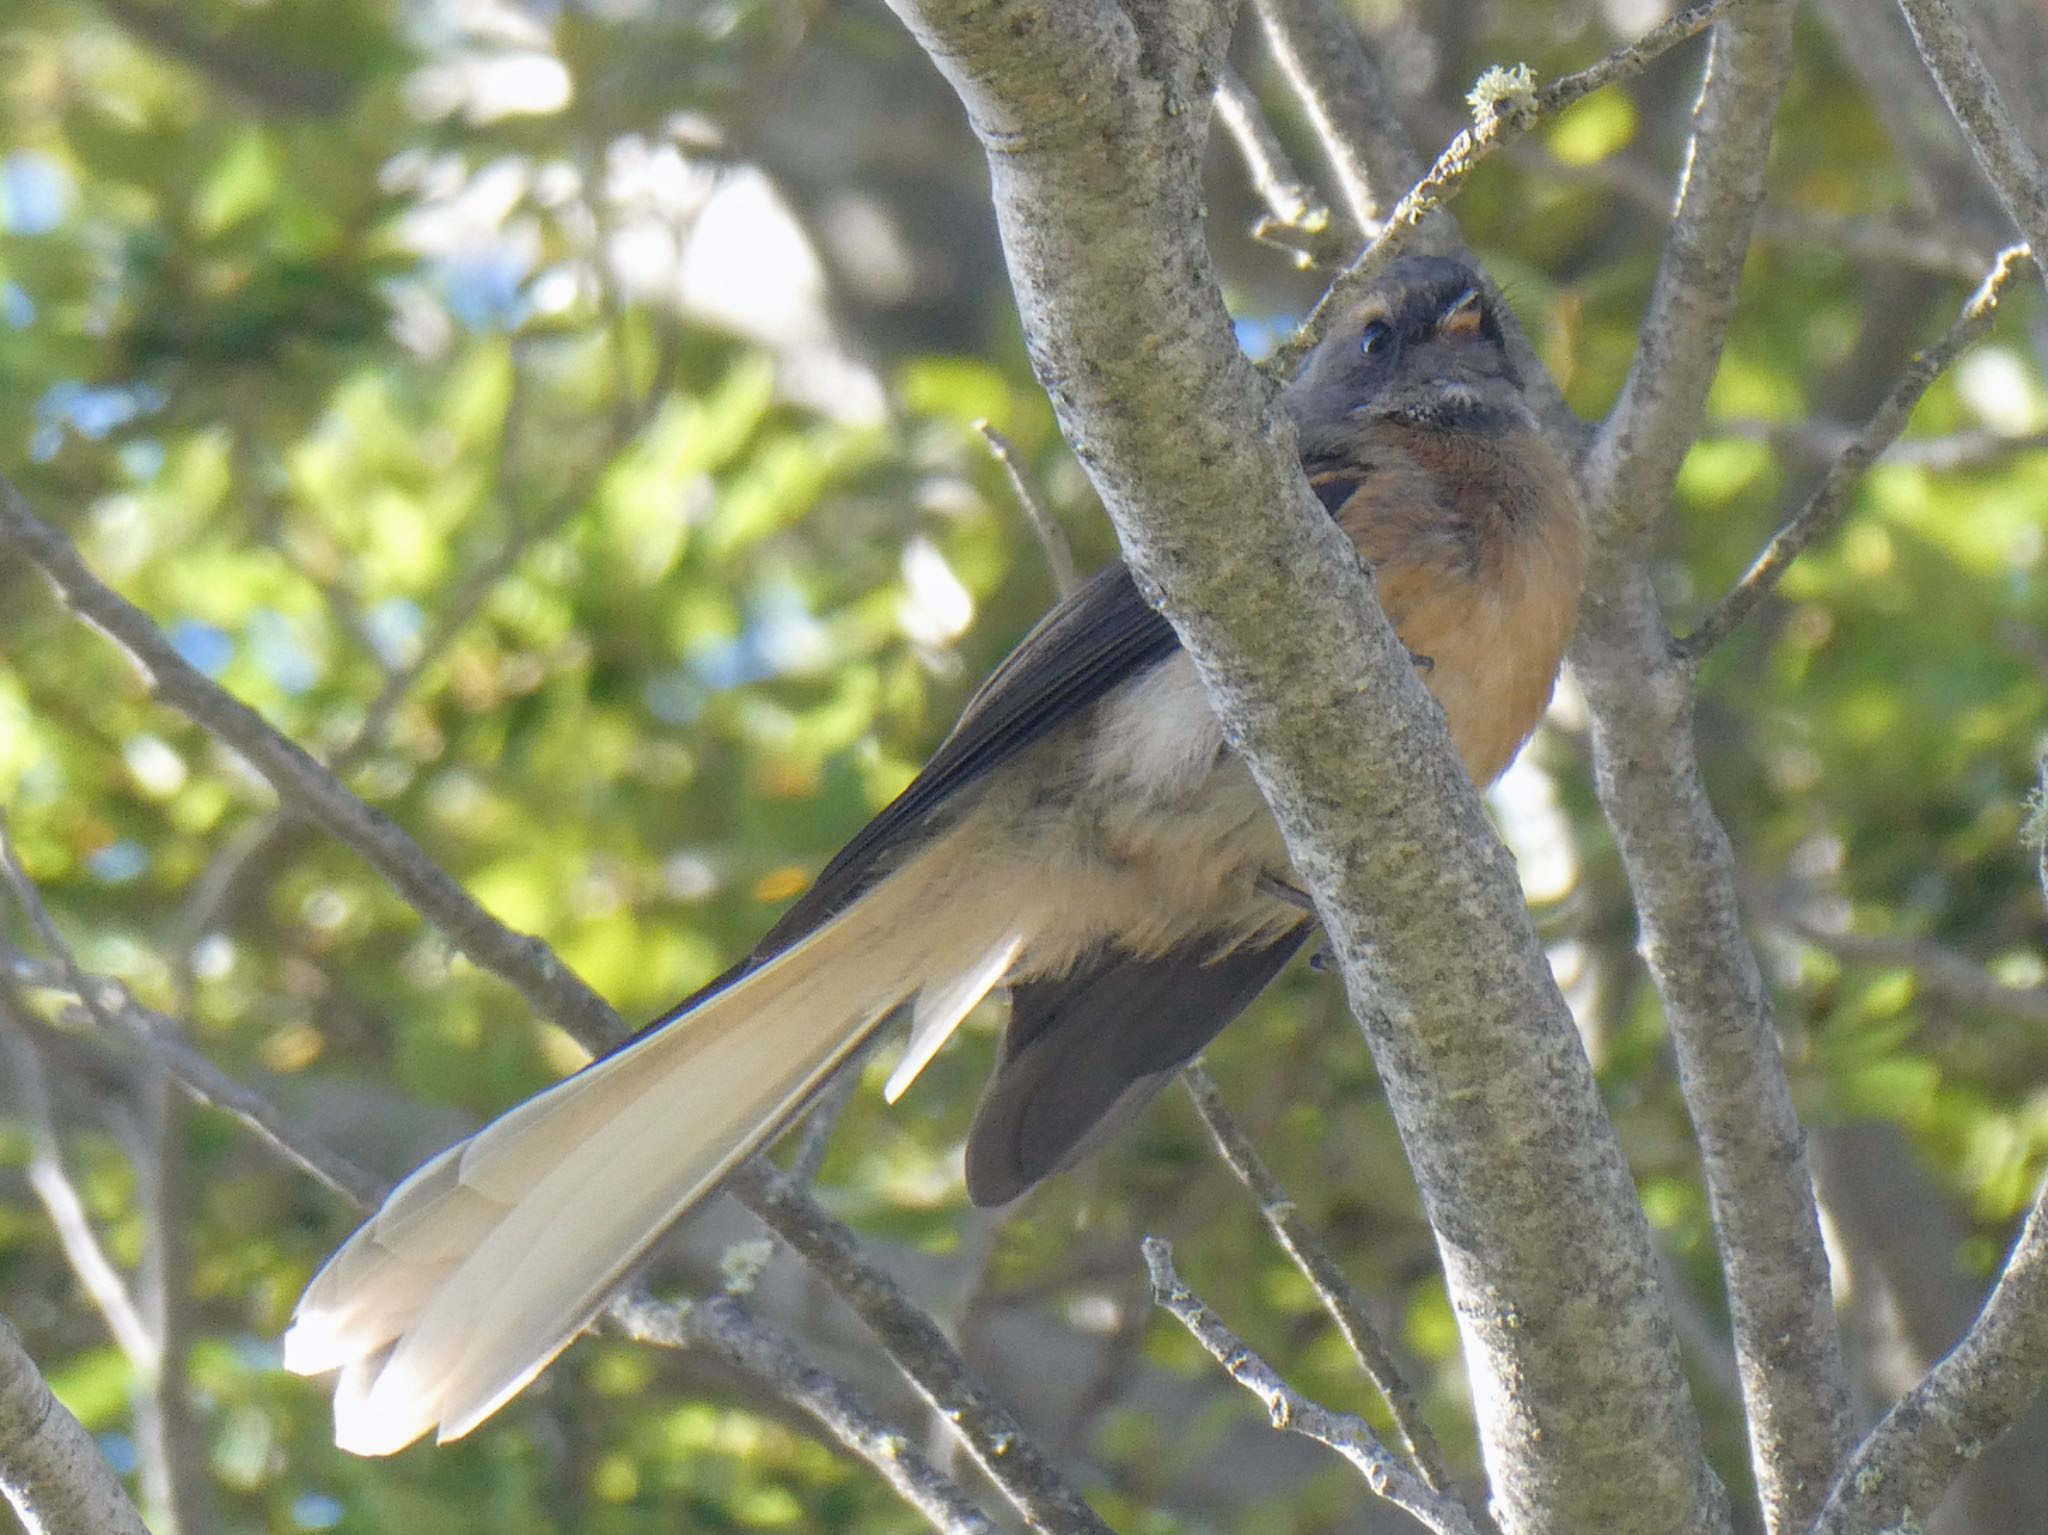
[1284,255,1530,440]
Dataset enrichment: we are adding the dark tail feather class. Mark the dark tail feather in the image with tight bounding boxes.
[963,929,1308,1205]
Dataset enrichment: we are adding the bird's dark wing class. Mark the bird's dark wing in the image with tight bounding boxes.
[792,560,1177,932]
[638,562,1180,1036]
[963,930,1310,1206]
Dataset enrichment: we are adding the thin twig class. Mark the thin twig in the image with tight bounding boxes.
[1708,419,2048,472]
[1765,900,2048,1028]
[613,1292,1003,1535]
[0,981,157,1372]
[1140,1238,1484,1535]
[975,422,1079,599]
[1179,1064,1463,1502]
[99,990,380,1206]
[1271,0,1735,375]
[1213,69,1345,267]
[1683,246,2031,660]
[0,887,383,1208]
[1894,0,2048,297]
[128,1082,213,1535]
[0,476,628,1057]
[1247,0,1421,235]
[729,1159,1113,1535]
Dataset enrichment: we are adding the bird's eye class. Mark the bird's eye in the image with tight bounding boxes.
[1359,320,1393,356]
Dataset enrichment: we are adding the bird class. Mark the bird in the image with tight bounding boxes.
[284,254,1585,1456]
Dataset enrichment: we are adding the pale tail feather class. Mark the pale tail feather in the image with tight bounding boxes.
[883,930,1025,1103]
[286,854,1025,1455]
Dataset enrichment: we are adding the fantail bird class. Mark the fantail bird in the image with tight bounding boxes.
[284,254,1585,1455]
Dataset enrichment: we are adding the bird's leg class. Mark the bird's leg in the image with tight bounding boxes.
[1255,873,1335,971]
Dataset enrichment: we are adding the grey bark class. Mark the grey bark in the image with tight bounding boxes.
[0,1312,152,1535]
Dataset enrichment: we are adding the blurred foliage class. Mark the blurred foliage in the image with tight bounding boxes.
[1,0,2045,1532]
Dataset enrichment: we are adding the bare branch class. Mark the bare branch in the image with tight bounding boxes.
[976,421,1080,599]
[0,475,628,1058]
[0,1310,152,1535]
[1767,906,2048,1029]
[1895,0,2048,293]
[1684,247,2031,660]
[0,982,156,1372]
[1213,69,1346,267]
[1582,1,1801,557]
[1707,419,2048,471]
[727,1159,1112,1535]
[1180,1064,1463,1504]
[613,1293,1003,1535]
[1140,1238,1484,1535]
[1,898,384,1209]
[1577,560,1853,1535]
[128,1085,214,1535]
[1246,0,1422,233]
[1,810,214,1531]
[1564,5,1861,1527]
[1810,1176,2048,1535]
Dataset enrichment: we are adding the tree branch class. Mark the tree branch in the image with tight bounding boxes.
[0,1311,152,1535]
[1565,4,1860,1528]
[613,1292,1004,1535]
[1180,1063,1462,1506]
[726,1160,1112,1535]
[1,850,385,1209]
[1246,0,1421,234]
[1141,1238,1483,1535]
[1684,247,2031,660]
[0,982,157,1372]
[1810,1175,2048,1534]
[1214,67,1345,268]
[1894,0,2048,297]
[1582,0,1801,556]
[128,1083,214,1535]
[0,475,628,1058]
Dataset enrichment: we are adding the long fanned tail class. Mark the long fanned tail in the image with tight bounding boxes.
[285,850,1022,1455]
